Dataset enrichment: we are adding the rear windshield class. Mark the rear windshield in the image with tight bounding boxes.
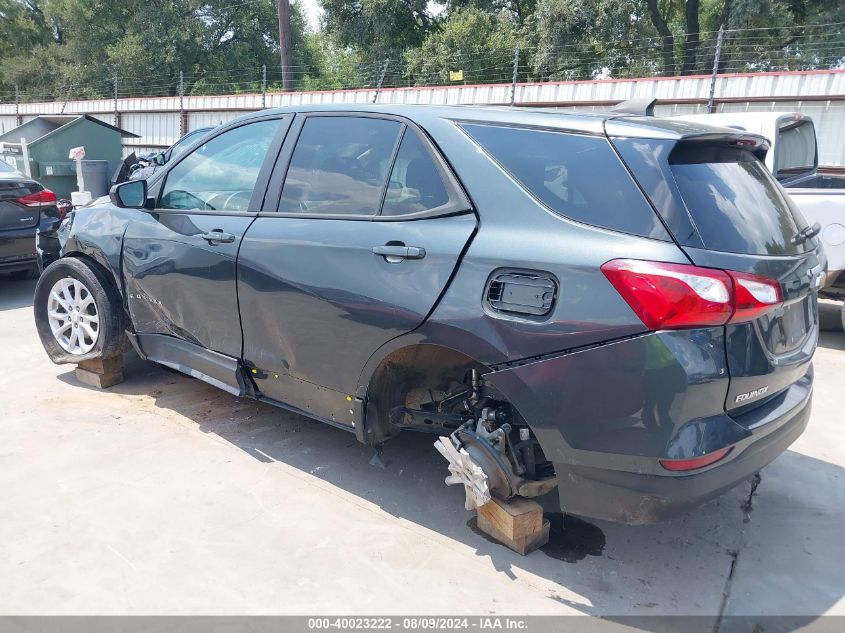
[774,119,816,180]
[461,123,668,239]
[670,144,809,255]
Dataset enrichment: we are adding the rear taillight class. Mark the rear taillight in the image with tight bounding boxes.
[601,259,732,329]
[15,189,57,207]
[601,259,782,330]
[729,271,782,322]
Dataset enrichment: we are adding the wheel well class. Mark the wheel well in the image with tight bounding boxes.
[364,344,489,444]
[64,251,119,289]
[62,252,130,324]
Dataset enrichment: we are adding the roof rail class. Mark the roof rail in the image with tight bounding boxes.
[610,98,658,117]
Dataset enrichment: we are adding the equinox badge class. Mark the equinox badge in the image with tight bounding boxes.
[735,386,769,403]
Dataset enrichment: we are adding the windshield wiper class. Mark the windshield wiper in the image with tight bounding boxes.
[791,222,821,246]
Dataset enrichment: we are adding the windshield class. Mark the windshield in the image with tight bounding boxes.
[774,119,816,180]
[670,144,810,255]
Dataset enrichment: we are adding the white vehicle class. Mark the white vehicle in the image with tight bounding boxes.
[670,111,845,330]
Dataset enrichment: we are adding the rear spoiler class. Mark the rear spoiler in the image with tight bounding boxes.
[610,98,657,117]
[674,133,771,162]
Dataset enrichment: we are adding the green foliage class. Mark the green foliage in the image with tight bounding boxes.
[526,0,659,80]
[405,7,520,85]
[319,0,433,62]
[298,31,366,90]
[0,0,843,102]
[0,0,319,100]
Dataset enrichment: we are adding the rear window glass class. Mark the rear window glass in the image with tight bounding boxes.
[774,119,816,180]
[670,144,809,255]
[461,123,667,239]
[280,116,401,216]
[382,130,449,216]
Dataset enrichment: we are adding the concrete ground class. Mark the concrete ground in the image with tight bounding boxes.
[1,277,844,625]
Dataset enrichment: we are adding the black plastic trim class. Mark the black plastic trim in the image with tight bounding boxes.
[135,333,246,396]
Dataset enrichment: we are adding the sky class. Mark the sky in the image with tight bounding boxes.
[298,0,444,31]
[299,0,322,30]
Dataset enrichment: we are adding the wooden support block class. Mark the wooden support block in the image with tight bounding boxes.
[75,355,124,389]
[77,356,124,375]
[478,496,543,540]
[477,497,549,555]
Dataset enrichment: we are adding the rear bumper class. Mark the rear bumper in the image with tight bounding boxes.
[0,226,39,273]
[0,257,37,273]
[485,331,813,525]
[553,388,810,524]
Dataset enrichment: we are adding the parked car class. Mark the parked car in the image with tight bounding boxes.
[128,127,216,181]
[670,112,845,330]
[33,105,823,524]
[0,160,63,279]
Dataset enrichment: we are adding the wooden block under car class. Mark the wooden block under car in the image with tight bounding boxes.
[477,497,550,555]
[74,356,124,389]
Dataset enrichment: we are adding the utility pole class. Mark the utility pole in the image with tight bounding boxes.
[510,46,520,106]
[276,0,293,91]
[261,64,267,108]
[707,26,725,114]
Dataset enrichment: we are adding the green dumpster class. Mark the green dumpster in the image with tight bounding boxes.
[0,115,139,199]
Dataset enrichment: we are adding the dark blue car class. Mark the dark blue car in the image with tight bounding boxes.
[33,105,824,524]
[0,160,62,279]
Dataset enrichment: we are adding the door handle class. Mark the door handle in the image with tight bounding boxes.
[372,245,426,261]
[201,230,236,244]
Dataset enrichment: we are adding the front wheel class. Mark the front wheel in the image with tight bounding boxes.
[34,257,126,364]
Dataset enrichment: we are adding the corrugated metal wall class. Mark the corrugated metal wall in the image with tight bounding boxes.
[1,69,843,164]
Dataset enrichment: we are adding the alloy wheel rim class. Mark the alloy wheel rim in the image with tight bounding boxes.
[47,277,99,355]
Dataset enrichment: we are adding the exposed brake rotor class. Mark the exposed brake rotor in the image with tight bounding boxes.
[433,436,491,510]
[433,421,516,510]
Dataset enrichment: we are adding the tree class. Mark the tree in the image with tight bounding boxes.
[718,0,845,72]
[0,0,317,100]
[2,0,843,102]
[434,0,537,23]
[527,0,661,80]
[405,7,520,85]
[319,0,434,63]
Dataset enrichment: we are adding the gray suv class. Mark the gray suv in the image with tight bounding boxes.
[33,105,823,524]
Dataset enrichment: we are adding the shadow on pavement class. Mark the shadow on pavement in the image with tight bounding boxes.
[818,300,842,335]
[819,331,845,352]
[55,351,845,629]
[0,277,36,311]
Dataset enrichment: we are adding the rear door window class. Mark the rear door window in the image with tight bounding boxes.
[670,144,809,255]
[381,130,450,216]
[279,116,401,216]
[460,123,668,239]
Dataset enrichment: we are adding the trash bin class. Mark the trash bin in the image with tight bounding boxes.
[79,160,110,198]
[0,115,139,198]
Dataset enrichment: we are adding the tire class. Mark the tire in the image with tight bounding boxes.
[33,257,127,364]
